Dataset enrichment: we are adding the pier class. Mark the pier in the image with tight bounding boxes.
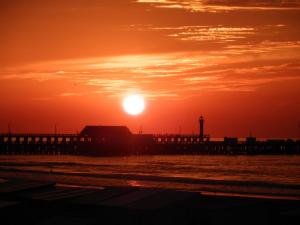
[0,116,299,155]
[0,131,299,156]
[0,133,79,155]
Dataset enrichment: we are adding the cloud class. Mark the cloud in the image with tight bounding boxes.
[0,72,66,81]
[137,0,300,12]
[129,24,295,52]
[87,79,138,95]
[178,62,300,93]
[1,35,300,100]
[152,25,256,43]
[59,92,84,97]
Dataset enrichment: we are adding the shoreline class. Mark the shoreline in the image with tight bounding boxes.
[1,169,300,201]
[1,176,300,225]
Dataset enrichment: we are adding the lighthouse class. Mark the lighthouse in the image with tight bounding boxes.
[199,115,204,142]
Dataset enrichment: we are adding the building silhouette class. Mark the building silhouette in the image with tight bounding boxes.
[0,115,299,155]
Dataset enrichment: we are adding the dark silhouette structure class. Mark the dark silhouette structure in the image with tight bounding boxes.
[80,126,132,141]
[0,115,300,156]
[199,115,210,142]
[78,126,134,155]
[199,115,204,142]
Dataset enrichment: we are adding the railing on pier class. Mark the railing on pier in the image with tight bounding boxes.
[153,134,201,144]
[0,133,299,155]
[152,134,210,144]
[0,133,84,155]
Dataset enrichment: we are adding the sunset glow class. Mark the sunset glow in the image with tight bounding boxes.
[1,0,300,137]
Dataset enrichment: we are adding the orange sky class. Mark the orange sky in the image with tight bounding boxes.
[1,0,300,138]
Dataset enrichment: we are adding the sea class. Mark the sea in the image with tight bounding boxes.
[0,155,300,199]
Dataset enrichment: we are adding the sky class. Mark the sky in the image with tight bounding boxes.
[1,0,300,138]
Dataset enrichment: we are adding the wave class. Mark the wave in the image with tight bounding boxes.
[1,166,300,191]
[0,161,285,177]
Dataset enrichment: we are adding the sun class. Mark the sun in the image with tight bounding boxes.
[122,94,145,115]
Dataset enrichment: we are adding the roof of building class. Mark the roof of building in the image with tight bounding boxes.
[79,126,132,138]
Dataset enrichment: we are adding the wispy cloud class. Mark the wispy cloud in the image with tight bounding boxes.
[128,24,294,49]
[154,25,255,43]
[179,63,300,93]
[225,40,300,55]
[59,92,85,97]
[2,22,300,101]
[137,0,300,12]
[0,72,66,81]
[2,50,299,99]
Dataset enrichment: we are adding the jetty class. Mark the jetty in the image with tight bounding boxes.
[1,116,299,155]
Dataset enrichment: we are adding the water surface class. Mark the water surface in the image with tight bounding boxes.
[0,155,300,199]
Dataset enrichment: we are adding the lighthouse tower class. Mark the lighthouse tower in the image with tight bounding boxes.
[199,115,204,142]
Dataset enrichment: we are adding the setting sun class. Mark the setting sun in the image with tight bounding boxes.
[122,94,145,115]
